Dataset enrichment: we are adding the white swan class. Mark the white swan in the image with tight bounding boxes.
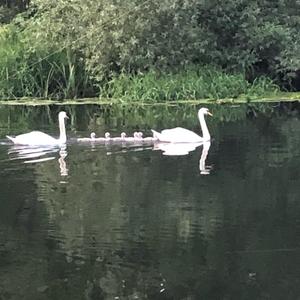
[121,132,138,142]
[143,135,158,143]
[111,132,126,142]
[121,132,127,140]
[151,107,212,143]
[77,132,96,142]
[132,132,143,142]
[133,132,157,143]
[133,131,140,141]
[6,111,69,146]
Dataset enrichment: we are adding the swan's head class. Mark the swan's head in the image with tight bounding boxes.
[198,107,213,116]
[90,132,96,140]
[105,132,110,139]
[121,132,126,139]
[138,132,143,138]
[133,131,139,138]
[59,111,69,120]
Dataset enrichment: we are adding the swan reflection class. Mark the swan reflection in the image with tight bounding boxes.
[104,139,212,174]
[58,146,68,177]
[154,141,212,175]
[153,142,202,156]
[199,142,211,175]
[8,144,59,162]
[8,144,68,176]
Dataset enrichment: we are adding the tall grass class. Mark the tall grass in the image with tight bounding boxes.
[0,25,279,101]
[0,25,95,100]
[99,67,279,102]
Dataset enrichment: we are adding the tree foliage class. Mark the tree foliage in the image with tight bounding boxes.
[26,0,300,88]
[1,0,300,99]
[0,0,29,23]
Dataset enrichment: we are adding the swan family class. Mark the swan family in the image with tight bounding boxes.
[6,107,212,146]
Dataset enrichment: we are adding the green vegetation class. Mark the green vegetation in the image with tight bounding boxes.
[0,0,28,23]
[0,25,95,99]
[100,68,279,102]
[0,0,299,101]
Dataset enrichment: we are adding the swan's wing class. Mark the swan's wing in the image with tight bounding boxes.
[152,128,192,142]
[12,131,57,145]
[160,127,202,143]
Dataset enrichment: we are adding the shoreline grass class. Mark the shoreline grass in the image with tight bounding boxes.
[0,92,299,106]
[0,26,281,102]
[98,67,280,103]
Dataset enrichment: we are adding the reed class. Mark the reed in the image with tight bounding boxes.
[99,67,279,102]
[0,25,95,100]
[0,26,279,101]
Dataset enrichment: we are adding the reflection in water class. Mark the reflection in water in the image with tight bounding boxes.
[8,144,59,162]
[153,141,212,174]
[7,144,68,177]
[58,146,68,177]
[105,140,212,176]
[153,142,202,156]
[199,141,211,175]
[104,140,204,157]
[1,103,300,299]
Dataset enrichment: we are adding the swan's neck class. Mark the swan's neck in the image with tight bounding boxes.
[199,112,210,141]
[58,117,67,143]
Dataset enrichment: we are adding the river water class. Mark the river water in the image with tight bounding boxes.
[0,103,300,299]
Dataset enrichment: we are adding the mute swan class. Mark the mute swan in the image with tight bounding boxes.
[121,132,126,140]
[132,132,143,142]
[91,132,96,140]
[104,132,111,141]
[7,111,69,146]
[93,132,116,142]
[112,132,126,142]
[151,107,212,143]
[143,132,158,142]
[133,131,143,142]
[77,132,96,142]
[135,132,157,142]
[121,132,138,142]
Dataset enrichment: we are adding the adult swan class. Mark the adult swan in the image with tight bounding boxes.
[151,107,212,143]
[6,111,69,146]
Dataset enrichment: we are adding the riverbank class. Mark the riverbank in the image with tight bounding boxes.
[0,92,299,107]
[1,1,299,103]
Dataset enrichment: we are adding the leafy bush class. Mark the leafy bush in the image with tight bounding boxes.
[26,0,300,90]
[0,0,299,99]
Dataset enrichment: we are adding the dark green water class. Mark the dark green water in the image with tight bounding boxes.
[0,103,300,300]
